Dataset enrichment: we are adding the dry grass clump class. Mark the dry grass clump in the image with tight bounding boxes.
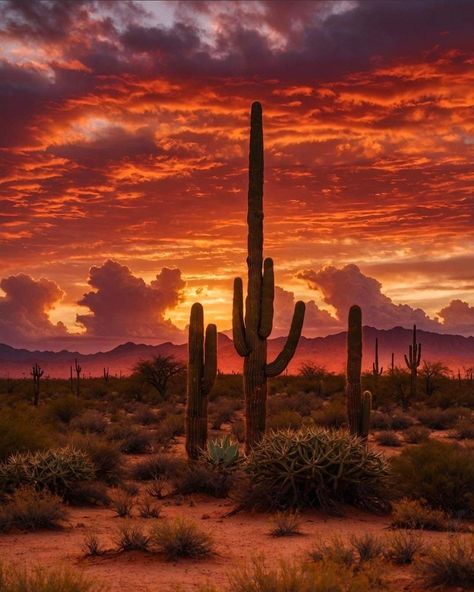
[82,532,105,557]
[109,489,135,517]
[390,499,452,531]
[375,430,402,447]
[417,536,474,588]
[137,496,161,519]
[269,511,302,537]
[383,531,424,564]
[150,518,213,560]
[349,533,384,562]
[0,562,102,592]
[129,454,183,481]
[0,487,67,532]
[114,521,150,552]
[403,425,430,444]
[308,536,355,566]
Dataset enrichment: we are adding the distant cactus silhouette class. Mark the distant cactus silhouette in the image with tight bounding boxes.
[103,367,109,383]
[31,362,43,407]
[372,337,383,377]
[74,358,82,396]
[404,324,421,398]
[185,302,217,459]
[232,102,305,451]
[346,305,371,440]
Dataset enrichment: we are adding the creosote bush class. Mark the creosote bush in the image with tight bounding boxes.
[390,499,451,531]
[417,536,474,588]
[0,563,102,592]
[391,440,474,516]
[114,522,150,552]
[110,489,134,517]
[269,511,301,537]
[0,409,51,461]
[150,518,213,560]
[384,531,424,564]
[0,486,67,532]
[244,427,389,511]
[375,430,402,447]
[129,454,183,481]
[403,425,430,444]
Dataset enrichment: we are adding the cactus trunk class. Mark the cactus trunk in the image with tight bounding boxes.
[185,302,217,459]
[233,102,305,452]
[346,305,363,436]
[404,324,421,399]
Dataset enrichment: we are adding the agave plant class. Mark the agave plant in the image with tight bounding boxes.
[204,436,240,469]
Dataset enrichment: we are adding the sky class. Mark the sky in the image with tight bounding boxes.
[0,0,474,352]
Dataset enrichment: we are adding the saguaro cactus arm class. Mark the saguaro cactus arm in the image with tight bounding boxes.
[265,300,305,377]
[202,323,217,395]
[232,278,250,356]
[259,257,274,338]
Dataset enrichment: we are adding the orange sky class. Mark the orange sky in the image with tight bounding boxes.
[1,0,474,351]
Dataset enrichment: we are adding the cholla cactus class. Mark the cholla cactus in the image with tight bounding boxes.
[185,303,217,459]
[233,102,305,452]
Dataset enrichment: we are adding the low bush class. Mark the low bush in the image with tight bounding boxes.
[384,531,424,564]
[243,427,389,511]
[150,518,213,560]
[0,447,95,495]
[114,522,150,552]
[173,463,233,498]
[0,486,67,532]
[209,399,239,429]
[375,430,402,447]
[82,533,105,557]
[110,489,135,517]
[120,429,153,454]
[44,395,83,425]
[390,413,415,430]
[129,455,183,481]
[65,481,110,507]
[133,406,159,426]
[403,425,430,444]
[137,496,161,519]
[0,409,51,461]
[71,435,123,484]
[0,563,101,592]
[391,440,474,516]
[267,411,303,431]
[308,537,355,566]
[70,411,107,434]
[451,417,474,439]
[311,400,346,428]
[269,511,301,537]
[231,420,245,443]
[416,407,469,430]
[417,536,474,588]
[350,533,384,562]
[370,411,392,430]
[390,499,450,531]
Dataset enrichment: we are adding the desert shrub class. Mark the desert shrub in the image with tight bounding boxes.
[137,496,161,519]
[65,481,110,507]
[120,429,152,454]
[133,405,159,426]
[70,411,107,434]
[0,487,67,532]
[0,563,101,592]
[417,536,474,588]
[269,511,301,537]
[145,477,168,499]
[44,395,83,425]
[220,556,386,592]
[403,425,430,444]
[370,411,392,430]
[308,537,355,566]
[350,533,384,562]
[390,499,450,531]
[311,399,346,428]
[384,531,424,564]
[209,398,239,429]
[129,454,183,481]
[110,489,134,517]
[0,447,95,495]
[70,435,123,484]
[82,533,105,556]
[160,414,185,437]
[173,463,233,498]
[416,407,469,430]
[451,417,474,439]
[244,427,389,511]
[114,522,149,552]
[231,420,245,443]
[391,440,474,516]
[375,430,402,447]
[150,518,213,560]
[390,413,415,430]
[0,409,51,461]
[267,411,303,431]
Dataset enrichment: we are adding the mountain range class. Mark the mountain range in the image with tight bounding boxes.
[1,326,474,378]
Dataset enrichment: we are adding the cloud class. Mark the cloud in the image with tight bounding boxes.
[76,259,185,341]
[0,274,67,346]
[274,285,341,337]
[437,299,474,336]
[298,264,441,331]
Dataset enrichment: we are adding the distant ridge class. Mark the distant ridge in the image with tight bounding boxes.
[1,327,474,378]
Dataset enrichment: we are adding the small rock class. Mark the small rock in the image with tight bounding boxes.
[201,514,211,520]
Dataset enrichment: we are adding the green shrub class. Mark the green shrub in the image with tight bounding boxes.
[70,411,107,434]
[0,563,101,592]
[150,518,213,560]
[0,487,67,532]
[417,536,474,588]
[391,440,474,516]
[44,396,83,425]
[390,499,450,531]
[70,435,123,484]
[0,447,95,495]
[244,427,389,511]
[0,409,51,461]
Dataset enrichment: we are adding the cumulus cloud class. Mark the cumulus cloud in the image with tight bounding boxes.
[437,299,474,336]
[274,285,342,337]
[298,264,440,331]
[76,260,185,341]
[0,274,68,346]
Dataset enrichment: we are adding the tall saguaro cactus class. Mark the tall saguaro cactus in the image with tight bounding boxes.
[404,324,421,399]
[74,358,82,396]
[31,362,43,407]
[233,102,306,452]
[186,302,217,459]
[372,338,383,377]
[346,305,371,439]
